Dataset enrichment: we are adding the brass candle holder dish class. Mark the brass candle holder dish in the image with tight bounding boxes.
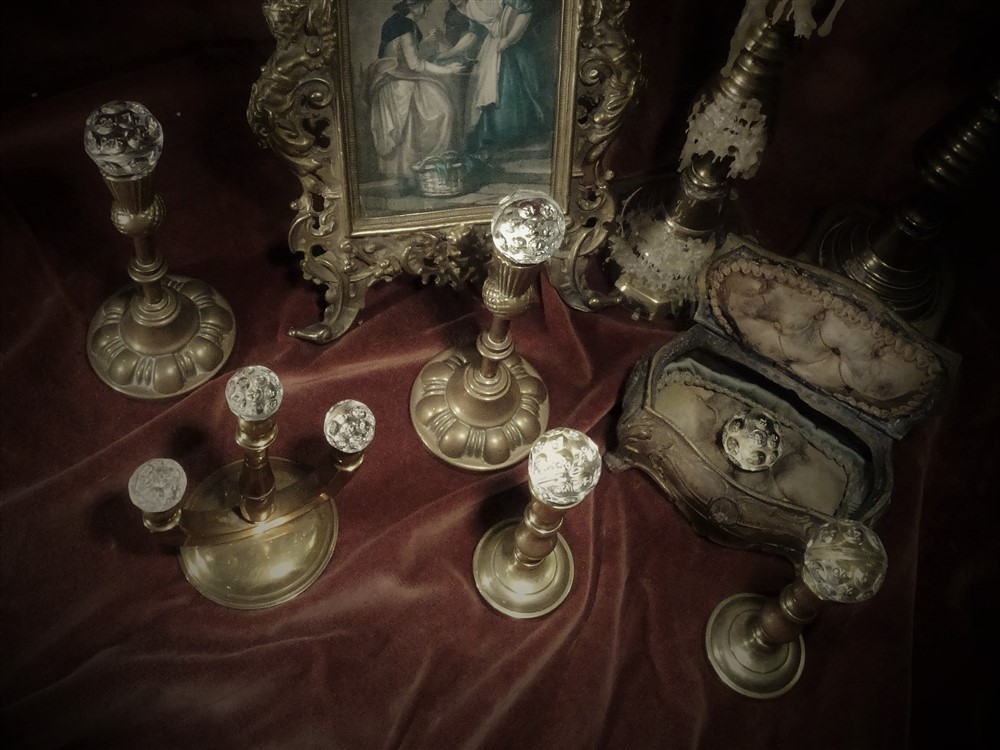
[473,428,602,619]
[84,100,235,398]
[128,365,375,609]
[410,191,565,471]
[706,519,887,698]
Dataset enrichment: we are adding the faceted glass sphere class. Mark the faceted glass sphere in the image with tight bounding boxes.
[721,409,782,472]
[490,190,566,265]
[225,365,283,421]
[528,428,602,508]
[802,520,888,604]
[128,458,186,513]
[84,100,163,178]
[323,400,376,453]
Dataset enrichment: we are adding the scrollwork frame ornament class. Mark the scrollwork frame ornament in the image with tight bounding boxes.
[248,0,640,343]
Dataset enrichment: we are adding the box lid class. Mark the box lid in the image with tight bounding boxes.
[694,241,956,440]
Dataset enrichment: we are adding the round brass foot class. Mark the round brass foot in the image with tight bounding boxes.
[410,346,549,471]
[473,519,574,618]
[705,593,804,699]
[178,458,338,609]
[87,275,236,399]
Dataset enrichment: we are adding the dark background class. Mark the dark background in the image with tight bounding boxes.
[2,1,997,748]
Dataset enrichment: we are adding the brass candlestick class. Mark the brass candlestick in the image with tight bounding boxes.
[128,365,375,609]
[410,191,565,470]
[473,428,602,618]
[705,519,887,698]
[84,100,235,398]
[805,81,1000,336]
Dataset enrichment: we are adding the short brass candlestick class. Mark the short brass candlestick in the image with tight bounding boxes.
[473,428,602,618]
[410,191,565,470]
[127,365,376,609]
[84,101,235,398]
[705,519,887,698]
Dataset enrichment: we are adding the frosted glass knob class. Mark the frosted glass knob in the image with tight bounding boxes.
[802,520,887,604]
[490,190,566,265]
[225,365,283,421]
[323,400,376,453]
[128,458,187,513]
[722,409,782,471]
[528,428,602,508]
[84,100,163,179]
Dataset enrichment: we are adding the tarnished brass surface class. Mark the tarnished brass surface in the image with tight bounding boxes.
[87,171,235,398]
[247,0,640,342]
[179,458,338,610]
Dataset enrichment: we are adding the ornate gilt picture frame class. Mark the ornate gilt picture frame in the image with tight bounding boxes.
[249,0,640,343]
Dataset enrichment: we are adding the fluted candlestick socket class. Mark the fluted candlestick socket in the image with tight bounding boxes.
[474,428,601,618]
[706,519,887,698]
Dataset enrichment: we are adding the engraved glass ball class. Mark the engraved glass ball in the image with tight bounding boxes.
[802,520,888,604]
[323,400,376,453]
[528,428,602,508]
[84,100,163,179]
[490,190,566,265]
[225,365,283,421]
[128,458,187,513]
[721,409,782,471]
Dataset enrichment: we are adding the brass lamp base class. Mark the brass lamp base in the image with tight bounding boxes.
[705,593,804,699]
[410,346,549,471]
[178,458,337,609]
[472,519,574,618]
[88,275,236,399]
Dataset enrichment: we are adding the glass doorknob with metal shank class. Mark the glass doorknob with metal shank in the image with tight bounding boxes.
[127,365,375,609]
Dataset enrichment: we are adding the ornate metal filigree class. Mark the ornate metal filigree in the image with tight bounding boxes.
[248,0,640,343]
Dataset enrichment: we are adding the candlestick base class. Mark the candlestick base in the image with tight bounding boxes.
[87,275,236,399]
[409,345,549,471]
[178,458,338,609]
[472,519,574,618]
[705,593,804,699]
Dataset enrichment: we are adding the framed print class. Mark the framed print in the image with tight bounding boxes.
[250,0,640,343]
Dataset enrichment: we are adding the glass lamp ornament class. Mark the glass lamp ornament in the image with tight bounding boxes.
[705,518,887,698]
[127,365,375,609]
[801,80,1000,338]
[410,191,565,470]
[473,428,602,618]
[608,0,844,320]
[84,100,235,398]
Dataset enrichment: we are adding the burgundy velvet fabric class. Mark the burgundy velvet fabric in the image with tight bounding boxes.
[1,2,996,748]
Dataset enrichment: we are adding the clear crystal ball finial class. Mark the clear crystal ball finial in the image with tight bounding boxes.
[490,190,566,265]
[84,101,163,179]
[802,520,888,604]
[323,400,376,453]
[225,366,283,421]
[721,409,782,472]
[528,428,602,508]
[128,458,187,513]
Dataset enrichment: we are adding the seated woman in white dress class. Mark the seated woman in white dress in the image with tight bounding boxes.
[369,0,465,181]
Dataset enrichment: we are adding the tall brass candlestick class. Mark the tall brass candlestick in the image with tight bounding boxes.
[410,191,566,470]
[84,101,235,398]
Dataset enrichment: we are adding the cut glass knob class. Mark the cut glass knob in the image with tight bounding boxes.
[802,520,888,603]
[84,100,164,179]
[528,428,602,508]
[128,458,187,513]
[721,409,782,471]
[225,366,283,421]
[490,190,566,265]
[323,400,376,453]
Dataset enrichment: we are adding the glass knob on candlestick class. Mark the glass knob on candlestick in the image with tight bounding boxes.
[84,100,235,398]
[128,367,374,609]
[473,428,601,618]
[410,191,565,470]
[705,519,888,698]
